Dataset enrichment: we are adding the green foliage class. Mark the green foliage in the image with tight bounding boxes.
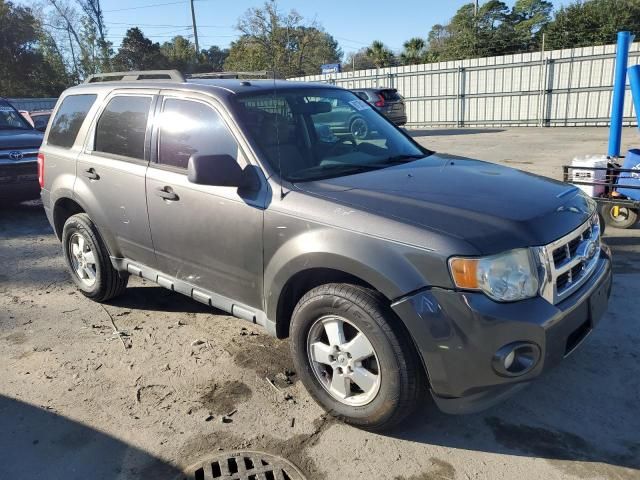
[365,40,396,68]
[545,0,640,50]
[224,0,342,77]
[0,0,69,96]
[112,27,167,71]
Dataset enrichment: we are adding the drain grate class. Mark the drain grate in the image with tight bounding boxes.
[182,451,307,480]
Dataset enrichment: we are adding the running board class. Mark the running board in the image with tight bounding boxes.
[110,257,268,328]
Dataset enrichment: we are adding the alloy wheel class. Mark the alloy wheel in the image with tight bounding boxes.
[306,315,381,406]
[68,232,97,287]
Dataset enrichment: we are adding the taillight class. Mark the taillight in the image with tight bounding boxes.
[374,94,385,107]
[37,152,44,189]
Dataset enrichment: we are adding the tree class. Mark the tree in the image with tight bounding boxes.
[365,40,395,68]
[201,46,229,72]
[399,37,428,65]
[342,48,375,71]
[545,0,640,50]
[511,0,553,51]
[161,35,196,72]
[224,0,342,77]
[112,28,167,71]
[0,0,69,96]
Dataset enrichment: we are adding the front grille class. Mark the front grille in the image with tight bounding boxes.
[539,214,601,304]
[0,147,40,165]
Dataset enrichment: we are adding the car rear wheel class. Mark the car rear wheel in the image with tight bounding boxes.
[599,203,638,229]
[349,117,369,139]
[290,283,425,431]
[62,213,128,301]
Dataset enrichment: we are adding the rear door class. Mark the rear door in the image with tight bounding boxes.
[74,90,157,267]
[145,92,265,309]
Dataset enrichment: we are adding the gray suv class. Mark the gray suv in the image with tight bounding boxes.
[40,70,612,430]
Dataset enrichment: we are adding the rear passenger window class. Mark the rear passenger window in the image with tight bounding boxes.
[95,96,151,160]
[157,98,238,170]
[48,94,97,148]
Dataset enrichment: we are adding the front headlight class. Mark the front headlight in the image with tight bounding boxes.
[449,249,539,302]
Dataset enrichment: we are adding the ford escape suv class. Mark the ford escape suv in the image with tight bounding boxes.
[40,70,612,430]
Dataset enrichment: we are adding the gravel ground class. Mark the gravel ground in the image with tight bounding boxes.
[1,127,639,480]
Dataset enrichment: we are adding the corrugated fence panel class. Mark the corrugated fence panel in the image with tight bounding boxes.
[289,42,640,127]
[6,98,57,111]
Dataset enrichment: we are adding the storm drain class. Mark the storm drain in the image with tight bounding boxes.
[182,451,307,480]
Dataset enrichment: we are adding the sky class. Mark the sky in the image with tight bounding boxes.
[64,0,572,55]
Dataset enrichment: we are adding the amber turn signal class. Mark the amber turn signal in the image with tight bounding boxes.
[449,258,479,289]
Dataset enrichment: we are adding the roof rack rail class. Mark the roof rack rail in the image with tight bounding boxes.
[84,70,185,83]
[187,71,270,79]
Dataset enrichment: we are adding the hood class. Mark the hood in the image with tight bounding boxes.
[0,129,44,149]
[294,154,594,254]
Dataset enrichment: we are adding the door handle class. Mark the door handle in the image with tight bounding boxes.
[155,186,179,201]
[83,168,99,180]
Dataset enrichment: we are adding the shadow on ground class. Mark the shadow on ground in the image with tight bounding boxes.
[107,286,223,315]
[0,395,181,479]
[407,128,505,137]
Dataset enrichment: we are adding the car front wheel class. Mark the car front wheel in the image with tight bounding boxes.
[290,283,425,430]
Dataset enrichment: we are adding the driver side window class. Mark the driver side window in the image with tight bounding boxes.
[157,98,238,170]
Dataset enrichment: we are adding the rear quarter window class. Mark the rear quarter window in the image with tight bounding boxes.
[48,94,97,148]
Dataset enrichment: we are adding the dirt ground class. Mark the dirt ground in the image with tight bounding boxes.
[1,127,639,480]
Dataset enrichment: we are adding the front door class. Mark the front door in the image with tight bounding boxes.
[145,94,265,309]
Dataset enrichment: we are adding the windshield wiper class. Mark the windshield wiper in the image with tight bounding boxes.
[289,163,386,182]
[376,154,425,165]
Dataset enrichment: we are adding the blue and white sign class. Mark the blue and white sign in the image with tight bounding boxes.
[321,63,341,74]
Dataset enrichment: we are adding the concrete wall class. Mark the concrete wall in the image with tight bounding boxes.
[290,43,640,128]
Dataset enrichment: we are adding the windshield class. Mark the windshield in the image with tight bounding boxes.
[234,88,429,182]
[0,102,33,130]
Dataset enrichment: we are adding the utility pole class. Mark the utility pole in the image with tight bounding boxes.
[474,0,479,16]
[190,0,200,55]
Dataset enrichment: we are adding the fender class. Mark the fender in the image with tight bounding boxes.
[263,225,445,323]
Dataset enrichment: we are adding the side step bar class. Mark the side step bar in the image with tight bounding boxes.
[110,257,267,327]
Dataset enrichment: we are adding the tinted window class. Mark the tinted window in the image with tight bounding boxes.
[33,113,51,131]
[95,96,151,159]
[157,98,238,170]
[48,95,97,148]
[379,89,401,101]
[236,89,426,181]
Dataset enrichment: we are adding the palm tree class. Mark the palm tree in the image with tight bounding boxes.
[365,40,395,68]
[400,37,427,65]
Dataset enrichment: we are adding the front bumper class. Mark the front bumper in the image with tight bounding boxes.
[392,246,612,414]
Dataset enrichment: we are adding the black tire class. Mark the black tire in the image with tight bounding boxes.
[290,283,425,431]
[62,213,128,302]
[349,117,369,139]
[599,203,638,229]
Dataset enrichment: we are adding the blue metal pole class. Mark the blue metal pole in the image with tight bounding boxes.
[608,31,634,158]
[629,65,640,128]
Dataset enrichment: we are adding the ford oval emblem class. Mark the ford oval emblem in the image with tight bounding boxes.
[9,151,23,160]
[578,240,597,261]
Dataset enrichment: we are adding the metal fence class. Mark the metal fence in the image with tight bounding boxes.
[6,98,58,112]
[290,42,640,128]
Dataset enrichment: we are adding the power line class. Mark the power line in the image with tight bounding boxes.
[103,1,188,13]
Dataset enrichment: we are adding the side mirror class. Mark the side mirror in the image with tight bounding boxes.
[35,124,47,132]
[187,154,251,188]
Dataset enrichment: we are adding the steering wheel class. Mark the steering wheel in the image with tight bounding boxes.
[325,135,357,157]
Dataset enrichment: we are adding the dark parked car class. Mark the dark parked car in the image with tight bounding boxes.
[40,71,611,430]
[353,88,407,127]
[0,98,44,202]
